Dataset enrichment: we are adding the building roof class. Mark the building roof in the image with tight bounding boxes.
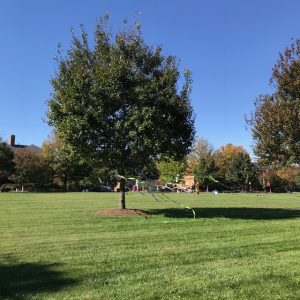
[8,135,41,152]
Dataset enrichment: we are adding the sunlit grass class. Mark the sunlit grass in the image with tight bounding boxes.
[1,192,300,299]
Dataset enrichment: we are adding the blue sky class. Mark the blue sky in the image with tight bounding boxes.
[1,0,300,154]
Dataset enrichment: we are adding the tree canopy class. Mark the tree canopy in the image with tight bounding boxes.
[248,40,300,166]
[47,17,195,208]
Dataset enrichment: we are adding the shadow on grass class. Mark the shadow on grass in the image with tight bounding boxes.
[0,261,77,299]
[149,207,300,220]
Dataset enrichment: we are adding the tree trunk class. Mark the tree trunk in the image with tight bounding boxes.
[120,177,126,209]
[63,177,68,191]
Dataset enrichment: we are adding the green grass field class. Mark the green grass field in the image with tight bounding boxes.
[1,192,300,299]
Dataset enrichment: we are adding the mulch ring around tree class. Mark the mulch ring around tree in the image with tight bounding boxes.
[96,209,148,217]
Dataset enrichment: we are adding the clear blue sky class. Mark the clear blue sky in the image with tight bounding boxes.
[1,0,300,154]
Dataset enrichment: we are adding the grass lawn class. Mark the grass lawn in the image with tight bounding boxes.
[1,192,300,299]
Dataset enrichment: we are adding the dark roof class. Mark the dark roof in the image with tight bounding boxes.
[9,144,41,153]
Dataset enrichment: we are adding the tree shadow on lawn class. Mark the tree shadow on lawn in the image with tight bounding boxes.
[0,260,77,299]
[149,207,300,220]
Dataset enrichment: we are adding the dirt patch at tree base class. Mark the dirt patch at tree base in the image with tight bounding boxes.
[96,209,148,217]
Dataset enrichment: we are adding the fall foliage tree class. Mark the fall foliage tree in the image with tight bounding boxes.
[214,144,256,190]
[214,144,248,178]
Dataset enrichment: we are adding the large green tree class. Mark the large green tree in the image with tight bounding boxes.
[47,18,195,208]
[248,40,300,166]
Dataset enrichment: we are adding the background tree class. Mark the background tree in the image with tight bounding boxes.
[79,166,117,191]
[248,40,300,166]
[214,144,248,179]
[0,143,15,187]
[214,144,256,191]
[274,166,300,191]
[224,152,257,191]
[47,17,195,208]
[186,138,214,175]
[42,133,90,190]
[12,148,47,191]
[186,138,217,190]
[295,169,300,187]
[193,155,218,191]
[157,159,186,184]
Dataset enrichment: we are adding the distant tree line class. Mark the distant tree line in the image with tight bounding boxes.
[1,135,299,192]
[184,138,300,192]
[0,133,118,192]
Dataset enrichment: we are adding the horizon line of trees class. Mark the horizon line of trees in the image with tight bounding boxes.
[1,135,299,193]
[0,134,117,192]
[158,138,300,193]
